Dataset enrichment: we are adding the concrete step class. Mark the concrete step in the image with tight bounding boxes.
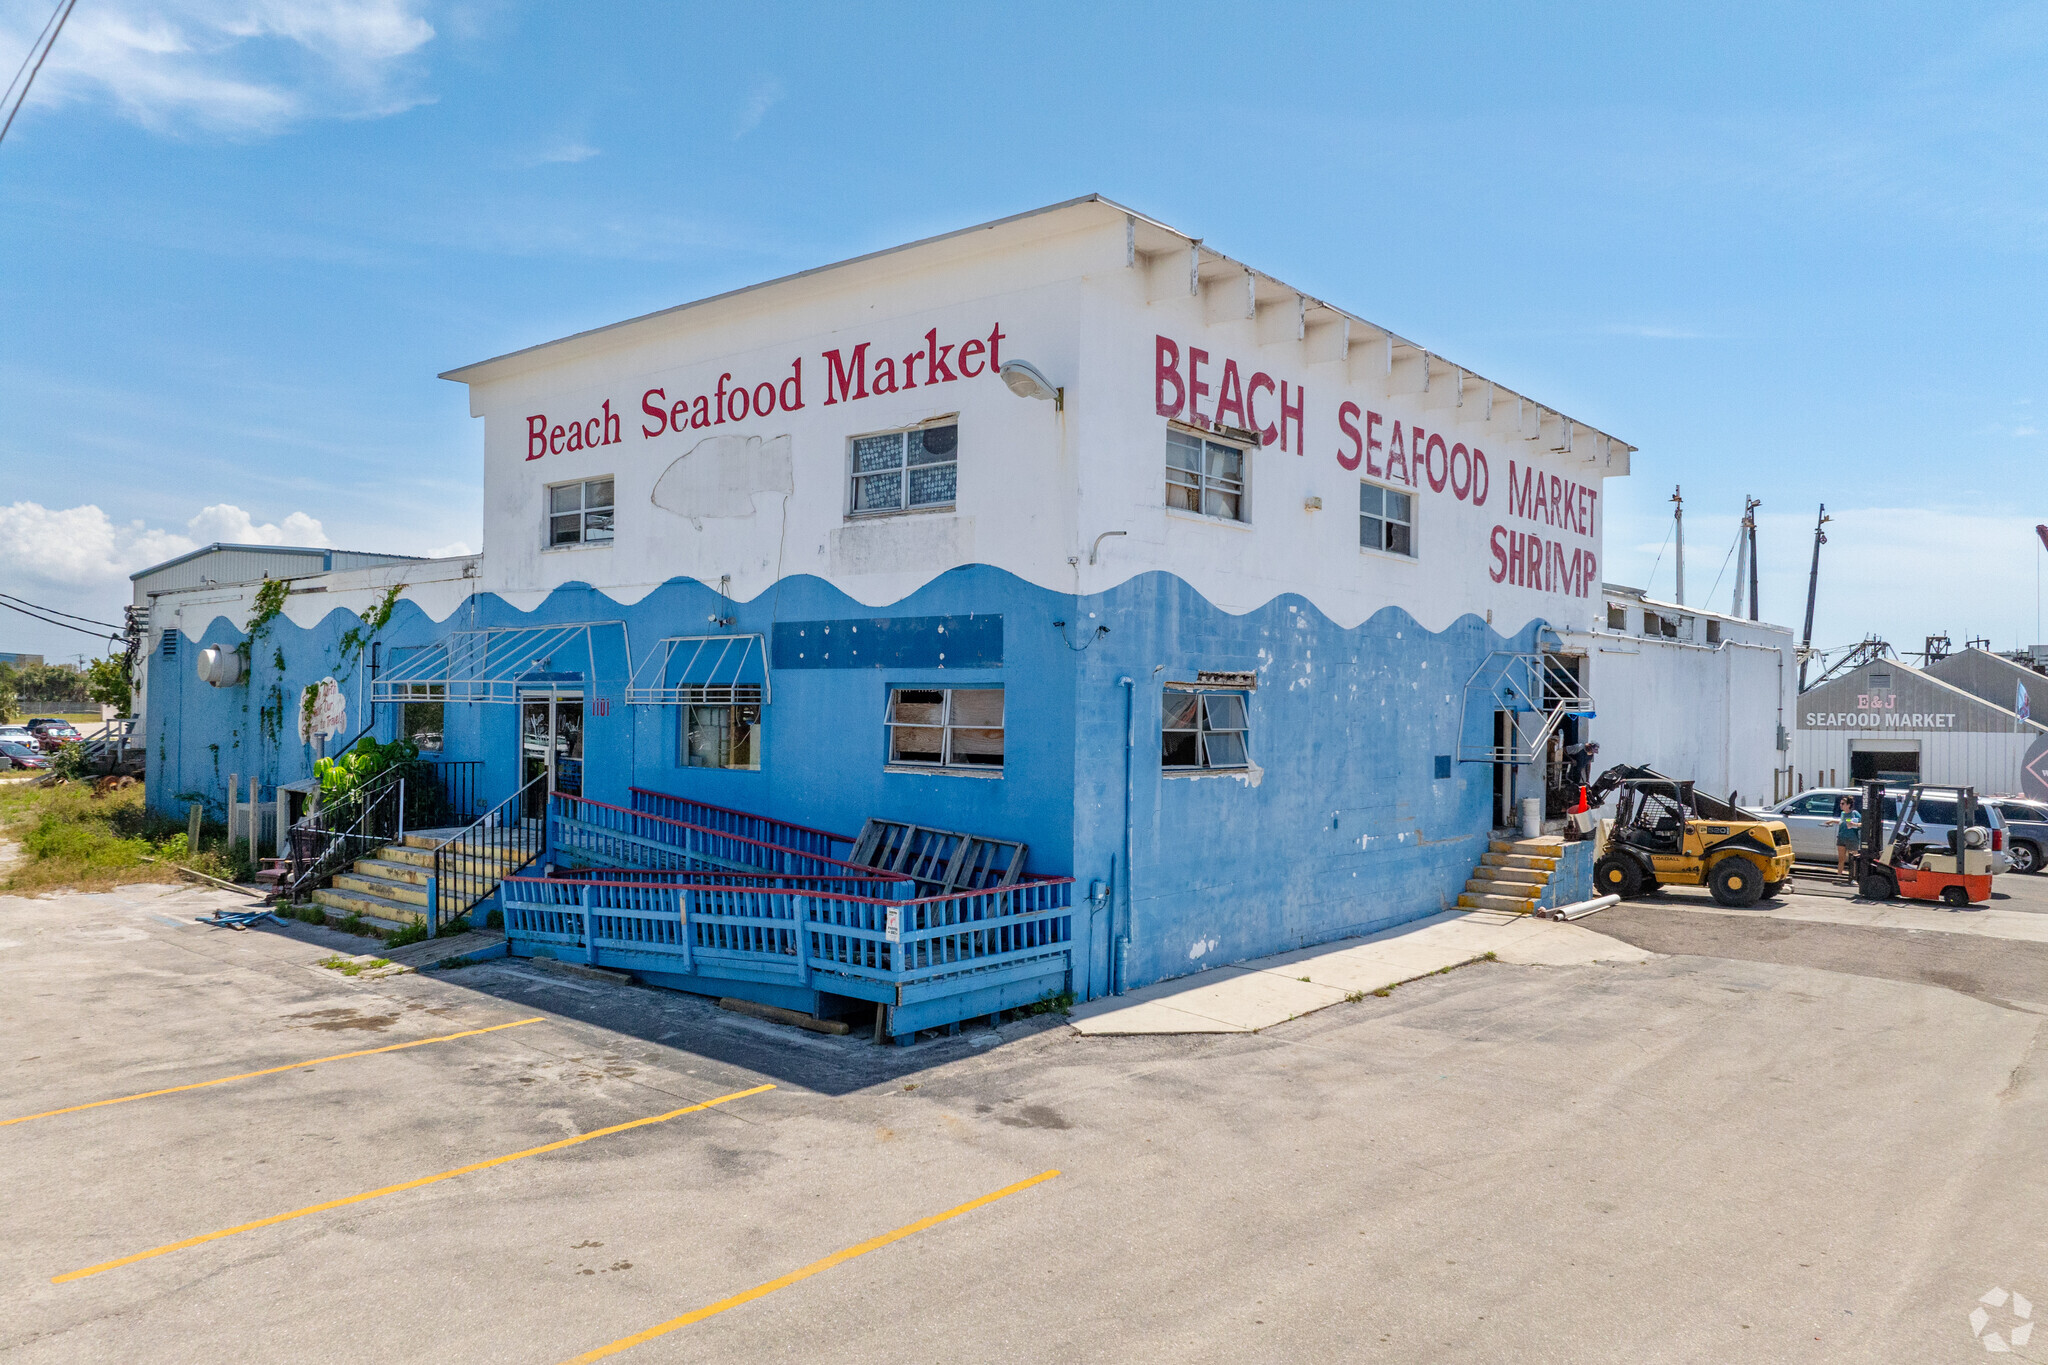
[333,870,430,907]
[1458,892,1537,913]
[355,855,429,886]
[1465,878,1542,900]
[1474,862,1547,884]
[311,885,426,927]
[1489,837,1566,856]
[378,841,530,870]
[1483,852,1558,871]
[398,824,541,851]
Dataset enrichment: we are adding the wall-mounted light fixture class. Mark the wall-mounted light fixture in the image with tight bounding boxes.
[999,359,1062,410]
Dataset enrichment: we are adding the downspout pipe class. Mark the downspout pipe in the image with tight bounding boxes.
[1118,675,1135,995]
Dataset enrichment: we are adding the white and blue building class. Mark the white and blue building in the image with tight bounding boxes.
[138,196,1647,1032]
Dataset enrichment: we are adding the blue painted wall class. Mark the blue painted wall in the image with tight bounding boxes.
[150,567,1540,995]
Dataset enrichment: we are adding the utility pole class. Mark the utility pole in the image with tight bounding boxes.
[1745,496,1761,621]
[1730,496,1755,618]
[1797,504,1830,692]
[1670,485,1685,605]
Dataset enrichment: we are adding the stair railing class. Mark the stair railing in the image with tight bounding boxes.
[283,771,407,903]
[427,770,549,936]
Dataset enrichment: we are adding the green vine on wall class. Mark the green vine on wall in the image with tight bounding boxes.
[239,576,292,665]
[258,683,286,748]
[337,584,405,668]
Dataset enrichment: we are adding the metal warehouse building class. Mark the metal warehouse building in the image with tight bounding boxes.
[135,196,1796,1033]
[1794,653,2048,800]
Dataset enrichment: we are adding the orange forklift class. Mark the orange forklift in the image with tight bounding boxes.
[1852,780,1994,907]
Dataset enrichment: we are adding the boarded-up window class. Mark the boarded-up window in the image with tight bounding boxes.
[885,687,1002,771]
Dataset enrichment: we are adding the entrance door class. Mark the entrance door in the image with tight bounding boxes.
[520,695,584,820]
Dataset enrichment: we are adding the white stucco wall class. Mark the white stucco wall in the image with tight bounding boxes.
[1566,597,1795,808]
[446,199,1628,635]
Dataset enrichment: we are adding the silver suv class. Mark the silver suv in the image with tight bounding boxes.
[1769,787,2014,874]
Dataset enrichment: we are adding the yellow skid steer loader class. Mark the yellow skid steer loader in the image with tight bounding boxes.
[1585,765,1795,907]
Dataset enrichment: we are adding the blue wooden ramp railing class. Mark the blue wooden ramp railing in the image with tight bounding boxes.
[509,791,1073,1039]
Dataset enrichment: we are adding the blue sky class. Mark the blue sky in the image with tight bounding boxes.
[3,1,2046,665]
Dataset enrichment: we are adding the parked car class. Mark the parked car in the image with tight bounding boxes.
[1769,786,2015,874]
[0,724,37,746]
[25,720,80,753]
[0,740,51,771]
[1985,798,2048,875]
[1770,789,1900,861]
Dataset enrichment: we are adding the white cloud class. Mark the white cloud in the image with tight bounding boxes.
[0,501,193,587]
[0,500,328,591]
[2,0,434,136]
[528,139,599,165]
[733,77,783,139]
[186,503,331,547]
[424,540,473,558]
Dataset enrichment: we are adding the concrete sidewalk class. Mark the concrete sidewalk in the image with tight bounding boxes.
[1069,909,1655,1035]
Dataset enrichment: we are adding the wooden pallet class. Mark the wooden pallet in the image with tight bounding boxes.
[847,819,1025,893]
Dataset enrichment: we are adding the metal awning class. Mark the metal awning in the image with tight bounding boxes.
[371,622,630,705]
[626,634,769,706]
[1457,649,1594,766]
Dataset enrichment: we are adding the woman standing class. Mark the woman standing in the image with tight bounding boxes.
[1834,796,1863,878]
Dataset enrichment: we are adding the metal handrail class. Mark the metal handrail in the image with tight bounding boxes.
[283,770,406,901]
[426,770,549,935]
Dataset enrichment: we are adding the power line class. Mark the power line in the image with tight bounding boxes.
[0,597,121,642]
[0,0,79,149]
[0,0,66,116]
[0,591,122,631]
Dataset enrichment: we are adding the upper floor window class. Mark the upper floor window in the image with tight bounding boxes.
[1359,481,1414,557]
[1166,428,1247,522]
[1606,603,1628,630]
[850,423,957,516]
[549,478,614,547]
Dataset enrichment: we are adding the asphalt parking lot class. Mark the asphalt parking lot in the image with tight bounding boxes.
[2,879,2044,1363]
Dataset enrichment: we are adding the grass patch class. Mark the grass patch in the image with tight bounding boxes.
[0,779,230,894]
[384,921,430,948]
[317,955,391,977]
[1024,989,1076,1018]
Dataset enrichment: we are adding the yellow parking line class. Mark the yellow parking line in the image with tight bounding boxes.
[52,1083,775,1284]
[3,1017,547,1128]
[560,1168,1061,1363]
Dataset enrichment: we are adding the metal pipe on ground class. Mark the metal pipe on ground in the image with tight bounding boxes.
[1542,894,1620,921]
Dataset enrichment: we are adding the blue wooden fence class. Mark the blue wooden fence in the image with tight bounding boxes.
[551,792,884,880]
[508,791,1074,1039]
[628,787,856,862]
